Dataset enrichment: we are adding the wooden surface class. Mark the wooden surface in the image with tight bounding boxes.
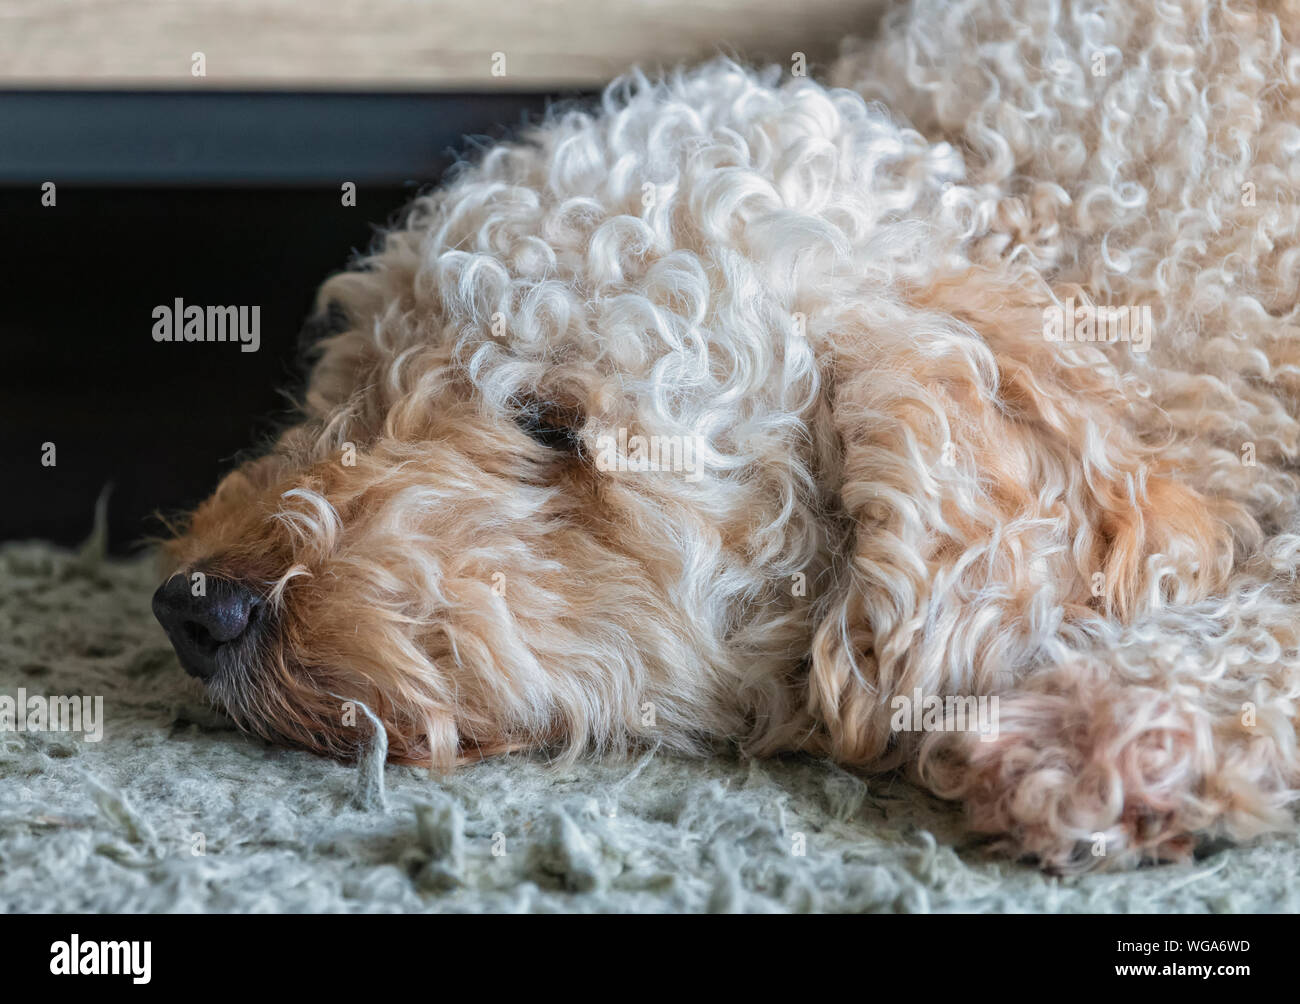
[0,0,886,89]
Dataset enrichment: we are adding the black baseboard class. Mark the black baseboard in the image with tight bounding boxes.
[0,90,583,185]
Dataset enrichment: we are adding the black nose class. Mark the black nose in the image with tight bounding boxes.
[152,573,261,680]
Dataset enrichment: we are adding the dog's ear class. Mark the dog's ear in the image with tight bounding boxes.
[807,268,1242,765]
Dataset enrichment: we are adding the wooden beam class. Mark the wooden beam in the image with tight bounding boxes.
[0,0,887,89]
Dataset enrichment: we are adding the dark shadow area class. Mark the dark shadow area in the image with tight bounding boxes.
[1,89,584,553]
[1,185,414,551]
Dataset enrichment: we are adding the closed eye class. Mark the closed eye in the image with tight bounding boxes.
[513,398,585,456]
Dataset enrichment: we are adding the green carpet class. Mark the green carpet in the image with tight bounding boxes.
[2,536,1297,913]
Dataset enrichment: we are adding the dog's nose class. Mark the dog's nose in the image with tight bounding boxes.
[152,573,260,680]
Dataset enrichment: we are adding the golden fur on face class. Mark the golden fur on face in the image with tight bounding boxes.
[158,0,1300,871]
[167,387,796,768]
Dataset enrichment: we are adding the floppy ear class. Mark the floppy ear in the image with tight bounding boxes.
[807,268,1242,766]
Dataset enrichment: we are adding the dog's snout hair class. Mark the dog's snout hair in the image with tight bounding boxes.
[157,0,1300,871]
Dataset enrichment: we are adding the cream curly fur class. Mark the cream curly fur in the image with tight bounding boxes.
[160,0,1300,871]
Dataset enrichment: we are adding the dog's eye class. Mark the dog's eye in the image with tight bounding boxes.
[514,399,584,455]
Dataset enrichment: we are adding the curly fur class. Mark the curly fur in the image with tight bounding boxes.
[160,0,1300,871]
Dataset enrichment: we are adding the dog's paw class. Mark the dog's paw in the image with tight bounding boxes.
[914,664,1264,872]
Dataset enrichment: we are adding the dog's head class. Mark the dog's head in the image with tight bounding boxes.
[152,151,835,767]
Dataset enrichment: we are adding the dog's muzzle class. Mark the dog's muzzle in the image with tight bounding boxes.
[152,573,263,681]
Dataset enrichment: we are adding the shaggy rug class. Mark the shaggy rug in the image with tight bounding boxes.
[2,532,1298,913]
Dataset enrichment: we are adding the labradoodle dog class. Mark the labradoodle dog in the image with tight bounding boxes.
[152,0,1300,871]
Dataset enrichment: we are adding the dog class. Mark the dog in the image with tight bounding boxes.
[152,0,1300,871]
